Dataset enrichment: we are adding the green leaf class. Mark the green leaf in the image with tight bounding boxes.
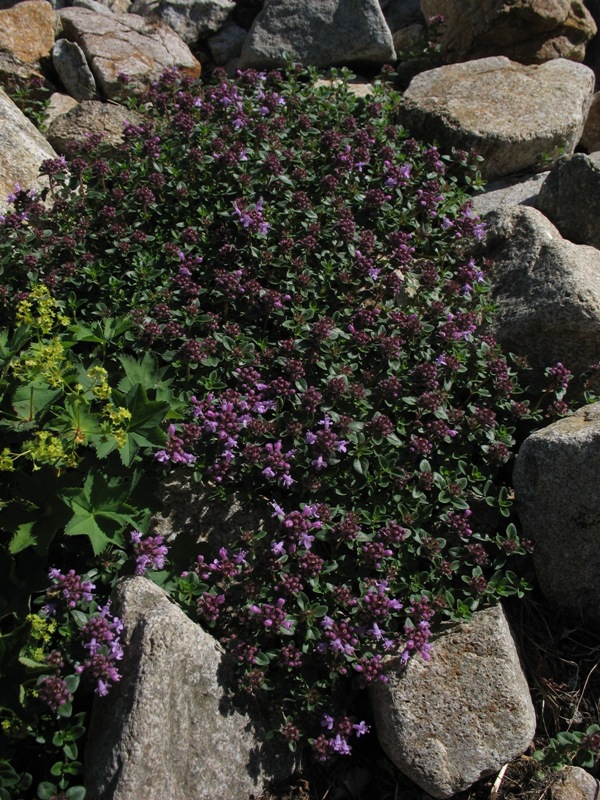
[117,352,171,396]
[124,383,171,430]
[12,382,61,422]
[8,522,37,555]
[17,655,54,674]
[66,787,86,800]
[37,782,58,799]
[62,472,135,555]
[63,742,78,761]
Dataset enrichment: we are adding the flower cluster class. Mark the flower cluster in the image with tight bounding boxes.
[130,530,169,575]
[76,602,124,696]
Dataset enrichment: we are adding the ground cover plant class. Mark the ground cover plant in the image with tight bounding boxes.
[0,65,597,797]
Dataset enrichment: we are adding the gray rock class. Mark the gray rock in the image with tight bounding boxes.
[384,0,422,33]
[0,0,56,65]
[130,0,235,45]
[0,87,56,211]
[580,92,600,152]
[239,0,396,70]
[514,403,600,628]
[45,100,144,156]
[207,21,247,65]
[397,57,595,181]
[470,171,548,217]
[85,577,294,800]
[0,51,52,104]
[421,0,597,65]
[52,38,97,102]
[370,604,536,799]
[45,92,79,127]
[73,0,114,13]
[150,475,266,555]
[58,7,201,100]
[483,205,600,377]
[550,765,600,799]
[537,153,600,249]
[392,22,426,56]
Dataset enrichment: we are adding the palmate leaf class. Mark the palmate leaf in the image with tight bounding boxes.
[11,382,61,422]
[115,383,170,467]
[117,430,161,468]
[62,472,138,555]
[1,469,71,558]
[117,352,172,397]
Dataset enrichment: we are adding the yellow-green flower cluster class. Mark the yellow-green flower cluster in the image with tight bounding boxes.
[10,337,66,388]
[88,365,112,400]
[15,284,68,335]
[104,403,132,449]
[25,613,58,662]
[24,430,78,470]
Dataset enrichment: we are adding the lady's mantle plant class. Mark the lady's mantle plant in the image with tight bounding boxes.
[0,65,574,772]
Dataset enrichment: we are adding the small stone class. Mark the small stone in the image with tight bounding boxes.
[471,172,548,217]
[580,92,600,152]
[44,92,79,127]
[207,21,247,65]
[52,38,97,102]
[45,100,144,156]
[73,0,114,13]
[550,766,600,800]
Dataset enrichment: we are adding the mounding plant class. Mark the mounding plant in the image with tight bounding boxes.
[0,65,589,793]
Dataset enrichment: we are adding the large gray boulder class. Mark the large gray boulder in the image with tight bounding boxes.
[58,8,201,99]
[482,205,600,376]
[513,403,600,628]
[370,604,535,799]
[420,0,596,65]
[0,0,56,64]
[85,577,294,800]
[0,88,56,211]
[239,0,396,69]
[129,0,236,45]
[397,57,594,181]
[537,153,600,249]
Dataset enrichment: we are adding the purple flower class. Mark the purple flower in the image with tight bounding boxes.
[38,675,72,712]
[331,734,352,755]
[130,530,169,575]
[321,714,335,730]
[46,569,96,611]
[353,721,370,737]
